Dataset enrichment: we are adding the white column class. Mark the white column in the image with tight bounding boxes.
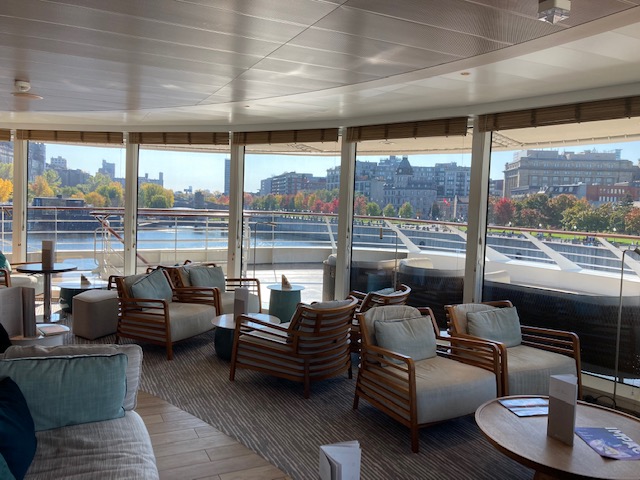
[335,131,356,300]
[12,138,27,261]
[226,142,244,278]
[123,136,139,275]
[463,119,492,303]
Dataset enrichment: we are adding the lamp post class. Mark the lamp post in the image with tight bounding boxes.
[614,246,640,408]
[252,221,276,280]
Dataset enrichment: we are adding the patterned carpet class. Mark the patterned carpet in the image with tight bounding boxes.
[57,312,533,480]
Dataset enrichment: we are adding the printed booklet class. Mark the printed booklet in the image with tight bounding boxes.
[499,397,549,417]
[576,427,640,460]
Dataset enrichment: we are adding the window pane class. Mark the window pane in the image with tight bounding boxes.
[351,134,472,329]
[26,142,126,280]
[0,140,13,255]
[484,118,640,409]
[137,146,230,272]
[244,141,341,312]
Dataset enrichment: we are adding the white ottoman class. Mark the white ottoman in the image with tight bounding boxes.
[72,289,119,340]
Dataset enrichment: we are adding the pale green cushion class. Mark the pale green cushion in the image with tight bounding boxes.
[0,354,127,431]
[467,306,522,347]
[374,316,437,362]
[130,269,173,304]
[188,265,225,292]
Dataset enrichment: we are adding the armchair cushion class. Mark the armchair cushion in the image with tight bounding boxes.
[0,354,127,431]
[188,265,226,291]
[467,306,522,347]
[374,316,437,362]
[0,377,36,480]
[504,344,576,395]
[130,269,173,304]
[219,291,260,315]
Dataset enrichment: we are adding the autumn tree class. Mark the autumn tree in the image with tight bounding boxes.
[353,195,367,216]
[96,182,124,207]
[624,208,640,235]
[493,197,515,226]
[138,183,174,208]
[0,178,12,202]
[84,191,107,207]
[29,176,54,198]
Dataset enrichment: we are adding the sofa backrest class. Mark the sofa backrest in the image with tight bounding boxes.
[2,344,143,410]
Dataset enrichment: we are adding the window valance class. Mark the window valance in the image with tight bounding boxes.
[15,130,124,144]
[232,128,339,145]
[346,117,468,142]
[129,132,229,145]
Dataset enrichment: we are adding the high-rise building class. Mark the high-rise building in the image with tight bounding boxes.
[27,142,45,181]
[99,159,116,178]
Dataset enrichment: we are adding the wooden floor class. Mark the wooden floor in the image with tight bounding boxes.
[137,391,292,480]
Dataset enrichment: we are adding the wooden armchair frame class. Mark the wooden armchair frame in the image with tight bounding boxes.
[229,297,358,398]
[445,300,582,397]
[0,268,10,287]
[348,283,412,353]
[354,306,502,453]
[164,263,262,315]
[115,271,216,360]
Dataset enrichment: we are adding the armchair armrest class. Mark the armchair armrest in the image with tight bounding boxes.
[172,286,220,309]
[118,297,169,314]
[0,268,10,287]
[520,325,580,358]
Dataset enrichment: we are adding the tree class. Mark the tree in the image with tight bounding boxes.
[0,178,12,202]
[29,176,54,198]
[382,204,396,217]
[138,183,174,208]
[0,163,12,180]
[149,194,171,208]
[96,182,124,207]
[430,202,440,220]
[43,169,62,193]
[547,194,577,228]
[624,208,640,235]
[493,197,515,226]
[366,202,381,216]
[84,191,106,207]
[398,202,414,219]
[353,195,367,216]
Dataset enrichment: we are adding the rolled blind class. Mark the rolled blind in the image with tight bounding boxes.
[129,131,229,145]
[346,117,468,142]
[478,96,640,132]
[0,130,10,142]
[16,130,124,144]
[232,128,339,145]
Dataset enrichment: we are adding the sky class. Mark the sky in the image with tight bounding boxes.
[45,140,640,194]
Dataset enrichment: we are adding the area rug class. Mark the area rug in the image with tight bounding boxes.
[64,325,533,480]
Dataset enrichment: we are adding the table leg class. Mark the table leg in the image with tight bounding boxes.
[42,273,52,323]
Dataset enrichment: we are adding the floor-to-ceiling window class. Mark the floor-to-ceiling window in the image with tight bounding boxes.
[0,132,13,256]
[23,132,126,279]
[136,135,230,273]
[238,129,341,307]
[479,106,640,412]
[347,118,472,327]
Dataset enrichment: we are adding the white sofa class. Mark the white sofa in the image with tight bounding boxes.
[0,344,159,480]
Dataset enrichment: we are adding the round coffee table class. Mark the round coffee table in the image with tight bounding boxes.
[475,396,640,479]
[211,313,280,361]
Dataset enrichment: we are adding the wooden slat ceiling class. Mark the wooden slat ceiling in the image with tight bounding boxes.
[0,0,640,141]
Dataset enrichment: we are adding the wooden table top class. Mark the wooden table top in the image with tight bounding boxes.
[212,313,280,330]
[475,396,640,480]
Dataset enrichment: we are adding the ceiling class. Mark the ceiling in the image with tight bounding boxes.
[2,0,640,139]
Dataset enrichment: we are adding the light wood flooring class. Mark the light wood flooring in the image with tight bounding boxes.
[137,391,292,480]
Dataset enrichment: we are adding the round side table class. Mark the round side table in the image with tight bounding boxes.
[267,284,304,323]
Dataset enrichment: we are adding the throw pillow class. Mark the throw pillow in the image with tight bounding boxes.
[0,354,128,431]
[0,377,37,480]
[130,269,173,304]
[0,454,16,480]
[188,265,226,292]
[467,306,522,347]
[374,316,437,363]
[0,252,9,272]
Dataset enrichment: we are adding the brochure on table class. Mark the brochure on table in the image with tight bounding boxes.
[319,440,361,480]
[547,374,578,446]
[499,397,549,417]
[576,427,640,460]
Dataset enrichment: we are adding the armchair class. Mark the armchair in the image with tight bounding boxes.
[115,269,215,360]
[165,263,261,315]
[348,284,411,353]
[353,305,501,453]
[0,267,9,287]
[445,300,581,397]
[229,297,358,398]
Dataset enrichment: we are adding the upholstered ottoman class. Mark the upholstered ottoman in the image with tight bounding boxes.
[72,289,119,340]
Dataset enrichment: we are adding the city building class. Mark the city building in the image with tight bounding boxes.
[504,149,640,198]
[98,159,116,179]
[263,172,326,196]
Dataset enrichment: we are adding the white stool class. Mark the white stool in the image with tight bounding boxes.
[72,289,119,340]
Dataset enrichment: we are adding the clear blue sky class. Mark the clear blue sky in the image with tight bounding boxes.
[46,141,640,194]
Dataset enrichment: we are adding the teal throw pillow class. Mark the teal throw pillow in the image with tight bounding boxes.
[131,269,173,304]
[0,252,9,272]
[0,354,128,431]
[188,266,225,292]
[0,377,36,480]
[467,306,522,347]
[374,316,437,363]
[0,454,16,480]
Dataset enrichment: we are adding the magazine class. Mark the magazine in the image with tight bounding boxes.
[499,397,549,417]
[576,427,640,460]
[38,324,68,336]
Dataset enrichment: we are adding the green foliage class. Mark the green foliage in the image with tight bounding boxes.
[366,202,381,216]
[398,202,414,218]
[382,203,396,217]
[138,183,174,208]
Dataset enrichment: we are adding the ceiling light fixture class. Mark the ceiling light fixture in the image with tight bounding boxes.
[12,80,43,100]
[538,0,570,24]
